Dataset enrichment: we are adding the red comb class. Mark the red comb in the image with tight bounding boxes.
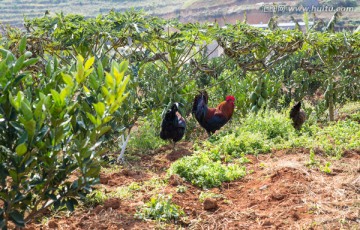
[226,95,235,101]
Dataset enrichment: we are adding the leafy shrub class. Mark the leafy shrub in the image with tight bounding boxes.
[0,39,130,228]
[135,195,184,222]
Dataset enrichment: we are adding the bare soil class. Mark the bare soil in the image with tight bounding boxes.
[26,143,360,230]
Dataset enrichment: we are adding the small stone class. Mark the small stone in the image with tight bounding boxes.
[99,175,109,184]
[203,198,218,211]
[262,220,272,226]
[259,185,268,190]
[93,205,104,214]
[48,220,58,229]
[104,198,121,209]
[292,212,300,221]
[271,193,285,201]
[345,212,358,221]
[169,174,182,186]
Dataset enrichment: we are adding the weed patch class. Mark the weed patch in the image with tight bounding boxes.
[135,195,185,222]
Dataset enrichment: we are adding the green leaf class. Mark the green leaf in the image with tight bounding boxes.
[84,68,94,78]
[9,210,25,227]
[85,56,95,70]
[119,60,129,74]
[19,36,27,54]
[113,66,124,85]
[22,119,36,140]
[62,73,74,87]
[54,56,58,71]
[9,93,20,111]
[103,115,113,123]
[60,87,71,102]
[15,143,28,156]
[20,100,33,121]
[116,75,130,98]
[105,73,114,89]
[51,89,63,106]
[65,199,75,212]
[96,60,104,80]
[23,58,38,68]
[86,112,98,126]
[45,61,52,76]
[76,56,85,84]
[93,102,105,118]
[13,73,27,86]
[101,86,109,97]
[98,125,111,137]
[14,55,25,73]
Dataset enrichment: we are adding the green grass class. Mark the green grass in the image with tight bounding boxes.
[198,191,224,202]
[128,112,166,153]
[83,190,108,207]
[169,152,247,189]
[169,108,360,188]
[135,194,185,222]
[82,177,167,208]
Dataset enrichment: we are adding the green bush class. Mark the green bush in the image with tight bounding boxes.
[0,38,130,228]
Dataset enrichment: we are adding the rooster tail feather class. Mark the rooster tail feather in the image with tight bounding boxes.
[192,91,208,121]
[192,91,208,112]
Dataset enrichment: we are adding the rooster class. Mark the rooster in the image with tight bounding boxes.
[160,103,186,150]
[290,101,306,130]
[192,91,235,136]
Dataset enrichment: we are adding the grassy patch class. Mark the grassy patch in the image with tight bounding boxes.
[83,190,108,207]
[169,152,246,189]
[128,112,166,153]
[198,191,224,202]
[135,195,185,222]
[169,109,360,188]
[207,110,360,157]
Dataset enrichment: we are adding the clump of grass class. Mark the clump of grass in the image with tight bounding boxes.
[135,194,185,222]
[128,111,166,153]
[320,162,332,174]
[240,111,295,140]
[111,182,142,200]
[83,190,108,207]
[110,178,166,201]
[169,152,246,189]
[176,185,188,193]
[306,149,319,167]
[198,191,224,202]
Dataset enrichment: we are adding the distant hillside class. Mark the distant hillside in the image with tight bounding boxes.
[0,0,359,29]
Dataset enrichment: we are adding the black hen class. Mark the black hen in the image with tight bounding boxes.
[160,103,186,149]
[290,101,306,130]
